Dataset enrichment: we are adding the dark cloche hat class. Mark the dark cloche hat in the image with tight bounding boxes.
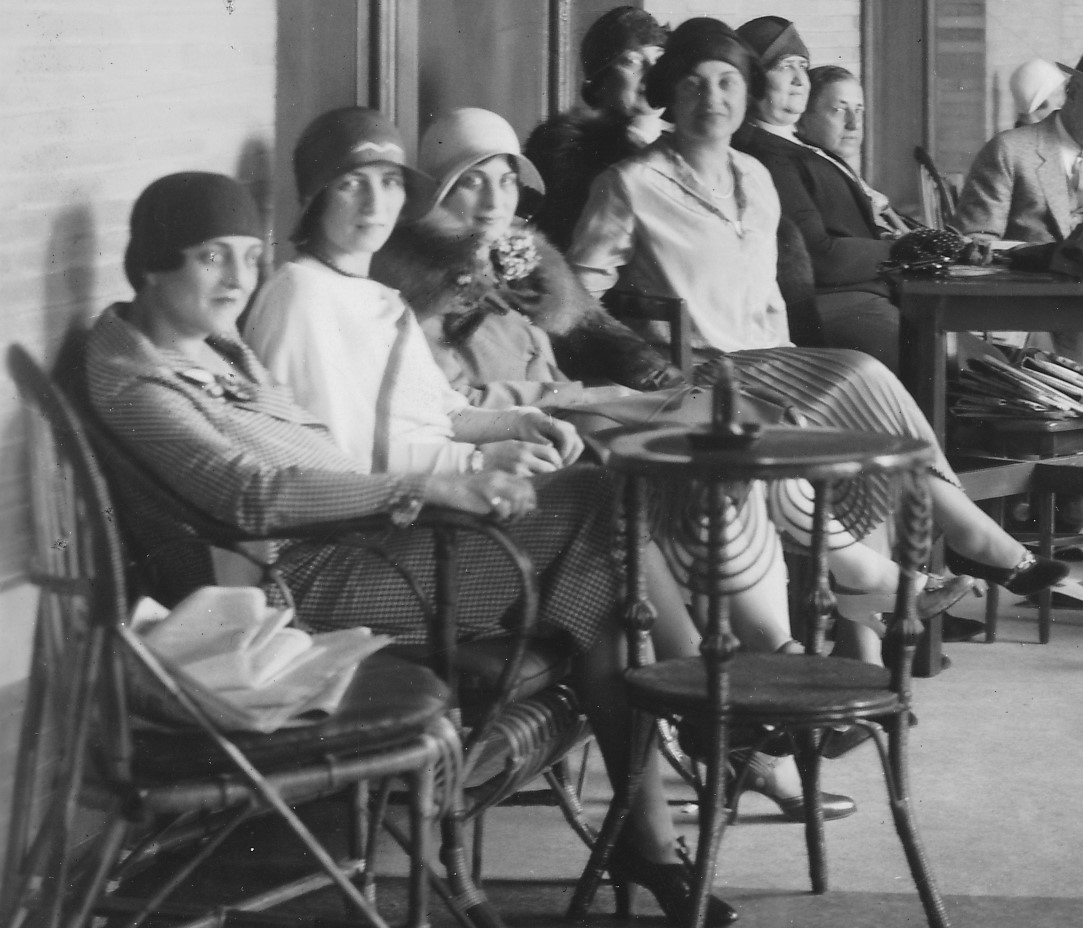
[645,17,764,114]
[124,172,262,290]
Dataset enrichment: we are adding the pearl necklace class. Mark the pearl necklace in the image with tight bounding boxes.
[710,170,735,201]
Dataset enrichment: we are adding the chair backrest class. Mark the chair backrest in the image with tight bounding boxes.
[914,146,958,229]
[601,289,693,377]
[5,344,137,870]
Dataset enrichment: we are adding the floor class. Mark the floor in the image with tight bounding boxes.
[121,586,1083,928]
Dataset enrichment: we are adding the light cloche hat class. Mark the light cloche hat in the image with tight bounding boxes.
[418,108,545,210]
[1013,59,1069,116]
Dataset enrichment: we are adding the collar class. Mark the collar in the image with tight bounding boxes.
[753,119,801,142]
[647,136,749,231]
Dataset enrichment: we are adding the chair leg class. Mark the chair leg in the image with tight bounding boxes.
[64,813,130,928]
[984,584,999,643]
[1037,490,1055,644]
[470,812,485,886]
[795,731,828,894]
[542,758,598,850]
[439,804,506,928]
[688,712,734,928]
[567,707,657,922]
[981,497,1006,644]
[406,766,437,928]
[876,716,951,928]
[362,781,389,904]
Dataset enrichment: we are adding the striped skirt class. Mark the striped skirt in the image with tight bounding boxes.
[641,347,958,591]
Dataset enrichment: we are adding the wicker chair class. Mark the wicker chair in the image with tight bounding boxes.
[3,343,592,928]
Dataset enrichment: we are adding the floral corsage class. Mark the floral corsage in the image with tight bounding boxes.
[445,228,543,344]
[490,228,541,284]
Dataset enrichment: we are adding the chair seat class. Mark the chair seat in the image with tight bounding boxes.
[625,652,901,727]
[133,654,450,779]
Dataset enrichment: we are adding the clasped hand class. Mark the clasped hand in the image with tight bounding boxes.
[480,407,583,475]
[425,470,537,523]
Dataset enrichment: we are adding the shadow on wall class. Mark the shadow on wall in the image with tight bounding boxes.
[237,135,275,268]
[236,136,276,329]
[42,202,99,379]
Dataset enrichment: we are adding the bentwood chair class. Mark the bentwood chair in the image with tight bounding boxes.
[569,378,952,928]
[5,342,594,928]
[3,343,467,928]
[915,145,959,230]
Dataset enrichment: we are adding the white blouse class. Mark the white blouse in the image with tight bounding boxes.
[567,136,791,353]
[244,256,477,475]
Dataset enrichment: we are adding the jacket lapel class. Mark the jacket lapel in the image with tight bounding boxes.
[817,148,879,229]
[1036,118,1073,240]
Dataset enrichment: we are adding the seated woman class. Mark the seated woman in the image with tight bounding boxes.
[524,6,822,346]
[362,105,975,650]
[248,107,927,832]
[91,169,742,926]
[369,106,683,406]
[728,16,902,370]
[524,5,669,252]
[566,16,1068,607]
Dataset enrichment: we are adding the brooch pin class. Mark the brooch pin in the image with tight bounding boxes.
[178,368,254,402]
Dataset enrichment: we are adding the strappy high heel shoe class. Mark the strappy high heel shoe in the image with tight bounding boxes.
[727,750,856,823]
[835,572,978,624]
[945,548,1069,596]
[608,838,739,926]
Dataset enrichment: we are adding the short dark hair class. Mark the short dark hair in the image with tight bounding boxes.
[806,65,858,112]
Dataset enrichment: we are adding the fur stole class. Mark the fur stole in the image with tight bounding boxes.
[371,212,683,391]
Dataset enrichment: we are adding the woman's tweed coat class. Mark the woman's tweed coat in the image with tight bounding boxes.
[86,305,623,651]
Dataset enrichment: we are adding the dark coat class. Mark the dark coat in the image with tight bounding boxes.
[370,213,684,392]
[524,109,642,252]
[734,124,893,298]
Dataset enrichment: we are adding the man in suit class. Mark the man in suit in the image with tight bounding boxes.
[954,55,1083,359]
[955,56,1083,530]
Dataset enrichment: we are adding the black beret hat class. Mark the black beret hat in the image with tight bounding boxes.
[124,172,262,290]
[645,18,764,114]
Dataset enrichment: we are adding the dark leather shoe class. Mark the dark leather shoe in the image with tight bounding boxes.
[836,573,977,623]
[946,548,1069,596]
[942,613,985,642]
[609,839,739,926]
[728,750,856,823]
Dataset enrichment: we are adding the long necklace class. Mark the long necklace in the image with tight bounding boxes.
[709,166,735,201]
[710,160,743,235]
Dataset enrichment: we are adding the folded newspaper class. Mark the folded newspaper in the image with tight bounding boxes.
[951,349,1083,420]
[130,587,392,733]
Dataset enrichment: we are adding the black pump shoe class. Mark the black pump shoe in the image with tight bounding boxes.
[945,549,1069,596]
[609,839,739,926]
[728,750,856,823]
